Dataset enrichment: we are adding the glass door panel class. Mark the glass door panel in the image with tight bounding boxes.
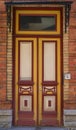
[20,42,32,81]
[44,42,56,81]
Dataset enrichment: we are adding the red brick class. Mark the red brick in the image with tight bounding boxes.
[69,28,76,40]
[71,1,76,12]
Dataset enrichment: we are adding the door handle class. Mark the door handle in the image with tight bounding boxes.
[39,87,42,91]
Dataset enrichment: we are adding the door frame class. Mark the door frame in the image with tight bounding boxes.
[12,6,63,126]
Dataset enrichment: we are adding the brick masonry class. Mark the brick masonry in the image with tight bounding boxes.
[0,0,76,128]
[0,0,12,108]
[69,1,76,108]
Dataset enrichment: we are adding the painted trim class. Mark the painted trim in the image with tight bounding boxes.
[5,1,73,5]
[14,8,61,35]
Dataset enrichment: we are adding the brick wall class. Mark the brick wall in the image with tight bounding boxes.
[0,0,76,128]
[0,0,11,109]
[0,1,12,128]
[64,0,76,109]
[69,0,76,109]
[0,0,75,112]
[0,0,7,103]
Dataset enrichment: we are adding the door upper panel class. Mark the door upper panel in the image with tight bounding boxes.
[13,7,62,35]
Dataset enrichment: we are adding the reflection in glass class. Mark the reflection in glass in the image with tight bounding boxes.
[20,16,56,31]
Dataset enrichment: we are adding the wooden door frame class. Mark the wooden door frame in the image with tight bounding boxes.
[12,6,63,126]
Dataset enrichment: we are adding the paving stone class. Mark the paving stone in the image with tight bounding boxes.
[0,127,69,130]
[40,127,68,130]
[8,127,36,130]
[7,127,36,130]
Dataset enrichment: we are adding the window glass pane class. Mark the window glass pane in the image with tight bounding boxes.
[20,42,32,81]
[44,42,55,81]
[20,16,56,31]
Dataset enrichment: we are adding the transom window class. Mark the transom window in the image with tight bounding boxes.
[19,15,56,31]
[15,9,61,35]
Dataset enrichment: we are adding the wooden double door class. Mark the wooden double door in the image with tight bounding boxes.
[13,7,63,126]
[14,37,62,126]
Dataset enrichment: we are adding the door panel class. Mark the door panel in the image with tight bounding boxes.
[15,38,37,125]
[38,38,61,126]
[14,37,61,126]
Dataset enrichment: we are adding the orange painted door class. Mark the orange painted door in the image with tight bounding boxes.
[14,37,62,126]
[13,7,63,126]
